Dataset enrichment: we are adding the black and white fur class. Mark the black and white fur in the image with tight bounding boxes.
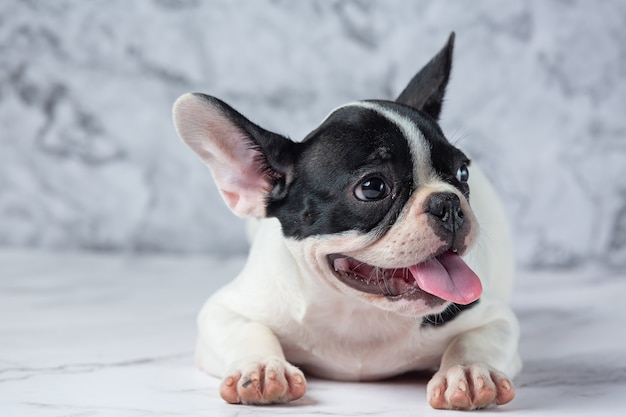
[173,33,521,410]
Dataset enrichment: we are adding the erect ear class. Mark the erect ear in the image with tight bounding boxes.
[173,93,296,218]
[396,32,455,120]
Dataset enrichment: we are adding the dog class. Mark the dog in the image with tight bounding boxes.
[172,33,521,410]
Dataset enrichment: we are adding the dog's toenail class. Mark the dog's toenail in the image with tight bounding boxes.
[476,378,484,389]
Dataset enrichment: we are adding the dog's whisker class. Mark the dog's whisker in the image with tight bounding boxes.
[382,268,393,295]
[448,128,471,147]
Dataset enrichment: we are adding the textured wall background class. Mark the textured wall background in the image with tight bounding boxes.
[1,0,625,268]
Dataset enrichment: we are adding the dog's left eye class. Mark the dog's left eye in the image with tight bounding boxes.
[456,164,469,183]
[354,176,390,201]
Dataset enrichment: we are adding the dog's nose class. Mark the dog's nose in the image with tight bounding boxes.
[425,192,464,233]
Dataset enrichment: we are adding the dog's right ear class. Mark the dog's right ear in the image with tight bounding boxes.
[173,93,296,218]
[396,32,455,121]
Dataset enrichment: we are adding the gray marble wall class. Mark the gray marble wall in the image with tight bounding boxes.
[1,0,624,268]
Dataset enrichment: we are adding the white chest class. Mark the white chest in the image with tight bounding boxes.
[275,302,451,381]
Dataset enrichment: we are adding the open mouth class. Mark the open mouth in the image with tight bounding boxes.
[327,250,482,305]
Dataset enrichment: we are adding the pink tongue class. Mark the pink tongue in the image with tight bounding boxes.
[408,252,482,305]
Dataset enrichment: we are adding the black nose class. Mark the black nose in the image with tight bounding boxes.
[425,192,465,233]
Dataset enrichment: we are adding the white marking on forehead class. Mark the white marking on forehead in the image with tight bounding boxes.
[329,101,434,183]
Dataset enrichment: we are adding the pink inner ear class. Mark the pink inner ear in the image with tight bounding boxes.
[211,156,271,218]
[173,93,272,218]
[221,190,240,213]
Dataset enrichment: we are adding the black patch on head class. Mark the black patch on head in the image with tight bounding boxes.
[421,299,480,327]
[266,105,413,239]
[266,101,471,240]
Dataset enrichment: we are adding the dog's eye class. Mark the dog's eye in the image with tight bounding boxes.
[456,164,469,183]
[354,176,390,201]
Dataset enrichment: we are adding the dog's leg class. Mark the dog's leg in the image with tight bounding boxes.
[427,313,521,410]
[195,302,306,405]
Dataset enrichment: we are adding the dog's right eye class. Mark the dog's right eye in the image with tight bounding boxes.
[354,176,390,201]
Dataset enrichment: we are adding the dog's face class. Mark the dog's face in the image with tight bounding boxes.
[173,33,481,317]
[280,100,481,317]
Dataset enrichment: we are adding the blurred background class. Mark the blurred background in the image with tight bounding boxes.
[1,0,624,269]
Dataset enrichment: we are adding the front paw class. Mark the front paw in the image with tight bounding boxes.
[427,364,514,410]
[219,357,306,405]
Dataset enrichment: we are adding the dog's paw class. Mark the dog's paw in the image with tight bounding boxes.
[219,357,306,405]
[427,364,514,410]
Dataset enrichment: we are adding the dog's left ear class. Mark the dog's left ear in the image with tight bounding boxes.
[173,93,296,218]
[396,32,455,120]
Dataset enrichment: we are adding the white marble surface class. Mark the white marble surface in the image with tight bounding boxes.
[1,250,625,416]
[1,1,625,268]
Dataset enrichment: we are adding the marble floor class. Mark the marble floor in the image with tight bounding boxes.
[1,250,625,416]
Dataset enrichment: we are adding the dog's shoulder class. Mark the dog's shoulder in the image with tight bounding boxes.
[205,218,308,322]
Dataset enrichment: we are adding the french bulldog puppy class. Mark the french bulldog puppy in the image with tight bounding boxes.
[173,33,521,410]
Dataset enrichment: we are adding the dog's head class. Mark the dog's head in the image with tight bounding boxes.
[173,33,482,317]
